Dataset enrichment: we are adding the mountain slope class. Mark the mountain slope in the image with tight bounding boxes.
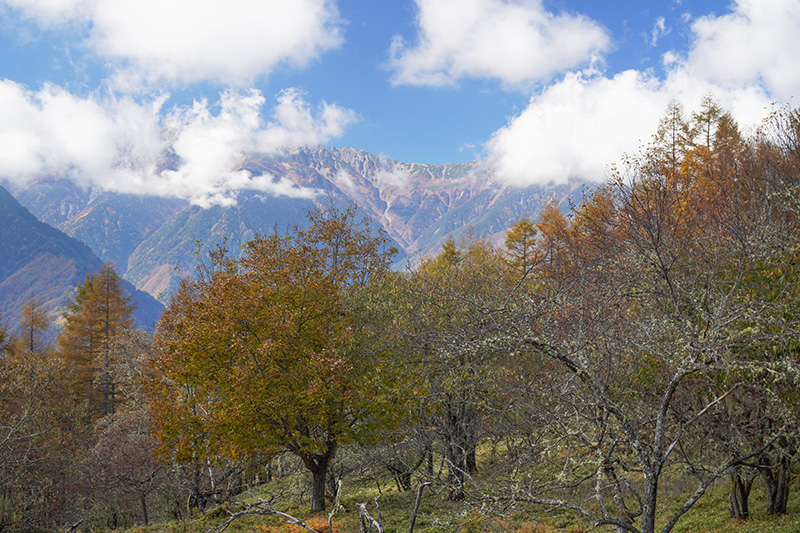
[254,146,585,254]
[15,179,188,276]
[126,193,314,299]
[13,147,589,302]
[0,185,163,333]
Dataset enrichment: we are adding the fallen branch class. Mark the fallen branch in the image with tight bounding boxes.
[207,493,318,533]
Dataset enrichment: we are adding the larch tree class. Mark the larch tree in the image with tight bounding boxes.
[59,261,135,421]
[13,298,50,356]
[150,205,397,513]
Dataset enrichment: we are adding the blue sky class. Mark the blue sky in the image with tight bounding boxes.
[0,0,797,206]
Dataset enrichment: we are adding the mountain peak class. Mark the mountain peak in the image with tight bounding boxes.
[10,147,589,304]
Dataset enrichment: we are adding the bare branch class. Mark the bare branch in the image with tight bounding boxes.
[207,493,318,533]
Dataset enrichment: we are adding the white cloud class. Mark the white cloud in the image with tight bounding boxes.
[485,0,791,186]
[388,0,610,87]
[374,166,411,189]
[0,83,356,206]
[3,0,90,25]
[5,0,343,87]
[486,68,772,186]
[649,17,668,47]
[0,80,151,181]
[256,88,357,152]
[334,169,356,191]
[486,71,667,185]
[687,0,800,102]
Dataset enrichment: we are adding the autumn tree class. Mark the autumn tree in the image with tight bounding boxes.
[504,216,543,276]
[741,104,800,517]
[0,310,84,530]
[382,235,515,500]
[7,297,51,357]
[79,408,173,528]
[585,107,791,531]
[448,101,800,533]
[59,261,136,420]
[150,205,397,513]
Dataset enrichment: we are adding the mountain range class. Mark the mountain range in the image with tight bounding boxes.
[2,146,588,332]
[0,185,163,335]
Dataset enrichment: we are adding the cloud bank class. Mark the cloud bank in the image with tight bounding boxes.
[486,0,799,185]
[688,0,800,103]
[0,83,357,206]
[5,0,343,87]
[4,0,799,198]
[485,69,772,185]
[0,0,354,206]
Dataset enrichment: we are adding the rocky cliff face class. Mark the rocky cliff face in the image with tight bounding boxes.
[253,146,585,254]
[13,147,588,301]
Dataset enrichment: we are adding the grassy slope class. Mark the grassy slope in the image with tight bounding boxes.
[124,469,799,533]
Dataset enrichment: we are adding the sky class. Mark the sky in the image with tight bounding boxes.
[0,0,798,206]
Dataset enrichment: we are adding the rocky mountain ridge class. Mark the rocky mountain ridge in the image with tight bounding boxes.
[10,146,588,302]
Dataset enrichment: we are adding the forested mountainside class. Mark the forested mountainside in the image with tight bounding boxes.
[0,184,163,333]
[13,147,585,300]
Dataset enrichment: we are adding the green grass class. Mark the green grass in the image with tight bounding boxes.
[657,481,800,533]
[122,474,800,533]
[120,449,800,533]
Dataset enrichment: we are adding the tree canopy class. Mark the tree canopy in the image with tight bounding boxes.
[150,205,398,512]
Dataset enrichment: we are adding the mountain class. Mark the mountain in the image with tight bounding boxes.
[0,184,163,334]
[238,147,588,257]
[16,181,188,277]
[12,147,589,302]
[125,193,314,299]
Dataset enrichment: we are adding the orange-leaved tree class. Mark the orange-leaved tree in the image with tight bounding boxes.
[150,205,397,513]
[59,261,135,421]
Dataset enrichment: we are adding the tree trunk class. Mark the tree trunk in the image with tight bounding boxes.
[188,463,208,512]
[425,443,434,478]
[762,454,791,515]
[444,439,466,501]
[466,446,477,475]
[728,472,753,519]
[408,482,429,533]
[399,471,412,491]
[391,469,412,492]
[640,473,658,533]
[300,447,334,513]
[140,492,149,526]
[294,439,337,513]
[605,460,633,531]
[311,459,330,513]
[227,467,243,498]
